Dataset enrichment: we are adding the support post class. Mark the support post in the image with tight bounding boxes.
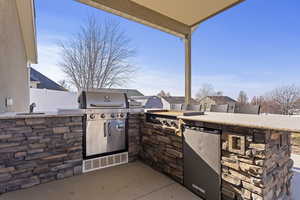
[184,33,192,105]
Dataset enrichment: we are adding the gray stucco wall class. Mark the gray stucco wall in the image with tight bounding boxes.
[0,0,29,113]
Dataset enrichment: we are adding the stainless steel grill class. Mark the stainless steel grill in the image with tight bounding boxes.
[78,90,129,159]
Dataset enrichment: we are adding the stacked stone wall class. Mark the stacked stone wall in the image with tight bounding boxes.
[139,121,183,183]
[0,116,83,193]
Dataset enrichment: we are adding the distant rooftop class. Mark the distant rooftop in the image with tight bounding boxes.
[30,68,66,91]
[162,96,198,104]
[205,96,237,104]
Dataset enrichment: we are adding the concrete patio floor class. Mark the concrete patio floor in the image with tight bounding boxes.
[0,161,200,200]
[1,156,299,200]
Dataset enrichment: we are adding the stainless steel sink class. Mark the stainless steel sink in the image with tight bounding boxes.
[16,112,45,115]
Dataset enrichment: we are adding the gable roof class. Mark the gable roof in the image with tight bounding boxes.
[30,68,67,91]
[205,96,236,104]
[162,96,198,104]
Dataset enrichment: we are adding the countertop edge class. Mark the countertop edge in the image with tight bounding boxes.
[178,115,300,133]
[0,113,84,120]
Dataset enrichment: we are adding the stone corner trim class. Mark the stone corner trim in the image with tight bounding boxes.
[221,128,293,200]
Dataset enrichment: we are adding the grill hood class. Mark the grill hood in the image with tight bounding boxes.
[78,90,128,109]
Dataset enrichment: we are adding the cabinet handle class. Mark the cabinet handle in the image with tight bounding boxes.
[104,122,107,137]
[108,122,111,136]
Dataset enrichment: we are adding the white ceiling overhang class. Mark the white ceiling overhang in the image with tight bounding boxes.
[77,0,244,38]
[16,0,38,64]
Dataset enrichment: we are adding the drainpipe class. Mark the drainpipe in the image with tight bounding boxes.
[184,33,192,105]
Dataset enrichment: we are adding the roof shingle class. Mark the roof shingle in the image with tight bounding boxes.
[30,68,66,91]
[162,96,198,104]
[205,96,236,104]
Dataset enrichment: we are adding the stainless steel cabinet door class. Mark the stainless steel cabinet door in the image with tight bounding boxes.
[183,128,221,200]
[107,119,126,152]
[86,120,107,156]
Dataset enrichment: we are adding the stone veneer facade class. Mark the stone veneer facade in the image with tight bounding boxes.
[0,116,83,193]
[139,121,183,183]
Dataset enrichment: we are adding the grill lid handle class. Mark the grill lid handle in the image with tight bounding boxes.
[90,104,124,108]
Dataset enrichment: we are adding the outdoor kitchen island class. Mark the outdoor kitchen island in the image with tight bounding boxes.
[140,111,299,200]
[0,110,142,194]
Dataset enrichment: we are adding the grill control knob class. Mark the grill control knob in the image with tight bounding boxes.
[100,114,105,118]
[119,113,124,118]
[111,113,115,118]
[90,114,96,120]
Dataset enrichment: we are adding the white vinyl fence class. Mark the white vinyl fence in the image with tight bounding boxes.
[30,88,78,112]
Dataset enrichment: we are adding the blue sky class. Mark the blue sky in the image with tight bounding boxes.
[33,0,300,99]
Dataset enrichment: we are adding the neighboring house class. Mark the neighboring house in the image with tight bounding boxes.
[161,96,198,110]
[130,96,163,109]
[30,68,67,91]
[28,68,79,112]
[295,99,300,109]
[0,0,37,112]
[198,96,236,112]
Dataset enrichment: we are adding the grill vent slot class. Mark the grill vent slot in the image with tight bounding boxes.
[115,155,121,164]
[83,152,128,173]
[84,160,92,171]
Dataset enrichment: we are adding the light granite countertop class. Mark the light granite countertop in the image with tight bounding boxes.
[0,108,144,120]
[0,111,84,120]
[178,112,300,133]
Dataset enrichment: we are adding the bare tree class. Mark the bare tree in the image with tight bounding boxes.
[196,83,221,100]
[216,91,223,96]
[267,85,300,115]
[237,91,248,105]
[58,16,136,91]
[251,96,279,114]
[58,80,70,91]
[157,90,171,97]
[251,96,264,106]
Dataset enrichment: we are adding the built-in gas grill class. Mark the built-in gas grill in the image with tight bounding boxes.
[78,90,129,163]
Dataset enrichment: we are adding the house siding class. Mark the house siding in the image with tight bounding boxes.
[0,0,29,112]
[198,97,216,111]
[199,96,236,112]
[161,98,171,110]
